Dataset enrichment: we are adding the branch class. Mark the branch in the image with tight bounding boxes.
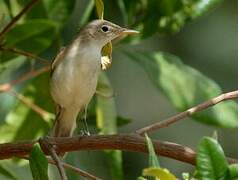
[0,134,236,166]
[0,66,50,93]
[22,155,100,180]
[8,90,53,122]
[0,46,49,64]
[39,138,67,180]
[136,90,238,135]
[0,0,40,40]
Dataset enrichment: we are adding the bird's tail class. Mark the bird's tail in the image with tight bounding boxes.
[52,107,78,137]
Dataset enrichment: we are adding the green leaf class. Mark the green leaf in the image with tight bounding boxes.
[191,0,223,19]
[80,113,132,127]
[96,73,117,134]
[227,164,238,179]
[125,0,223,37]
[0,164,17,180]
[43,0,76,26]
[29,143,49,180]
[126,51,238,128]
[5,19,58,51]
[104,150,124,180]
[145,134,160,168]
[2,0,13,18]
[0,56,26,83]
[116,0,128,25]
[137,177,147,180]
[142,167,176,180]
[0,73,53,142]
[96,73,123,180]
[79,0,95,26]
[196,137,228,180]
[17,0,48,19]
[2,19,58,62]
[95,0,104,19]
[156,0,224,34]
[13,72,53,141]
[117,116,132,127]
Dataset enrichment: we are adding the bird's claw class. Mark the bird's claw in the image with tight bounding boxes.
[80,130,91,136]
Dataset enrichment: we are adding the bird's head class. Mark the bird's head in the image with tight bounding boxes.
[79,19,139,47]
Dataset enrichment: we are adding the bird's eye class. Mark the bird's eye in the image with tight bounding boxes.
[101,25,109,32]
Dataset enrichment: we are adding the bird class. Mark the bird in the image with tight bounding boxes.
[50,19,138,138]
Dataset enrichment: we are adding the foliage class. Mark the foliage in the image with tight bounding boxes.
[126,52,238,128]
[0,164,17,180]
[29,143,49,180]
[137,134,176,180]
[0,0,237,179]
[196,137,228,179]
[145,134,160,168]
[196,137,238,180]
[96,73,124,180]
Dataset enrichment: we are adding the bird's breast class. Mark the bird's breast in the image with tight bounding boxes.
[50,44,101,108]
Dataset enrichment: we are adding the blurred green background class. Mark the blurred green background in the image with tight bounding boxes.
[0,0,238,179]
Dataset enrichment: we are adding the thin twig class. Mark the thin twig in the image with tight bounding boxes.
[39,137,68,180]
[8,90,53,122]
[47,158,101,180]
[0,0,40,40]
[50,149,68,180]
[135,90,238,135]
[0,46,49,64]
[21,155,100,180]
[0,65,50,93]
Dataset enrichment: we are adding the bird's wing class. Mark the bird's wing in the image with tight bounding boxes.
[51,47,66,74]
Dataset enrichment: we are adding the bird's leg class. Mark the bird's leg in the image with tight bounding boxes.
[81,105,90,136]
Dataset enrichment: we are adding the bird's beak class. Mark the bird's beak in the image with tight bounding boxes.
[120,28,140,35]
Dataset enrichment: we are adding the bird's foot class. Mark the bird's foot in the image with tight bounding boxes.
[80,129,91,136]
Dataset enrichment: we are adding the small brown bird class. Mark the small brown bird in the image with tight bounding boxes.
[50,19,138,138]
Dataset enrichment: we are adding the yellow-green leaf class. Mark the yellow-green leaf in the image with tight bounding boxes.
[95,0,104,19]
[94,0,113,70]
[145,134,160,168]
[143,167,176,180]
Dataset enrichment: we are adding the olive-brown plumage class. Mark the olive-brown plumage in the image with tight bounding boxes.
[50,19,138,137]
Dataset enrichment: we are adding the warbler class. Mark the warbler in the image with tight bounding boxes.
[50,19,138,137]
